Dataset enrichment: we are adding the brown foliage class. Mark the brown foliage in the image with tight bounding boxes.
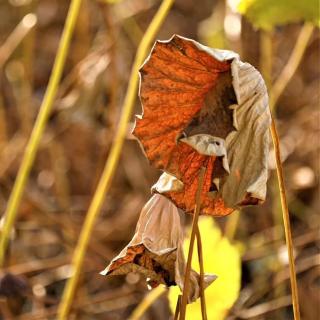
[133,35,235,216]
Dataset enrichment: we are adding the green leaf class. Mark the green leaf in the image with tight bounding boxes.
[168,217,241,320]
[238,0,320,30]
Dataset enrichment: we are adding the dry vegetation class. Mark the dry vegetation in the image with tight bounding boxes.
[0,0,319,319]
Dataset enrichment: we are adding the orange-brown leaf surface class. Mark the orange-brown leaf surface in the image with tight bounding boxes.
[134,35,271,215]
[155,144,233,215]
[133,35,234,215]
[134,35,231,173]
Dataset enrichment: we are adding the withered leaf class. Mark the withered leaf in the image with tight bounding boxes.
[101,194,216,303]
[134,35,231,178]
[134,35,271,215]
[152,149,233,216]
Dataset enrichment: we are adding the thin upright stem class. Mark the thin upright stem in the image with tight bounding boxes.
[0,13,37,68]
[0,0,82,266]
[196,225,207,320]
[270,118,301,320]
[174,295,181,320]
[179,167,206,320]
[270,23,314,110]
[57,1,174,318]
[265,23,314,320]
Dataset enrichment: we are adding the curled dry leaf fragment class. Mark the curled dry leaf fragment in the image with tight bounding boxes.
[100,194,216,303]
[133,35,271,215]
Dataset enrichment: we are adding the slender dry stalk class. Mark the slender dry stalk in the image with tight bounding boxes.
[179,167,206,320]
[0,0,82,266]
[196,225,207,320]
[0,13,37,68]
[236,294,292,319]
[128,286,166,320]
[263,23,314,320]
[57,1,174,318]
[270,22,314,110]
[21,2,37,87]
[270,117,301,320]
[0,13,36,149]
[174,295,181,320]
[260,30,286,319]
[0,94,8,147]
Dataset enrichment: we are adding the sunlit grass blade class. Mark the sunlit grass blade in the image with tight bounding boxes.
[57,0,174,318]
[0,0,82,266]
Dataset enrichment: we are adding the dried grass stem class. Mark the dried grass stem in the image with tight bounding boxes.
[179,166,206,320]
[270,118,301,320]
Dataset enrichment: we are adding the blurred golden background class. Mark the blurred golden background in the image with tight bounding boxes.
[0,0,319,319]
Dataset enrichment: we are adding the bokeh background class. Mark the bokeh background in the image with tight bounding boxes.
[0,0,319,319]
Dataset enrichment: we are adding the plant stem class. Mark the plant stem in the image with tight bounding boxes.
[179,167,206,320]
[0,13,37,68]
[260,30,286,319]
[174,295,181,320]
[196,225,207,320]
[129,286,166,320]
[266,23,314,320]
[270,23,314,111]
[0,0,82,266]
[270,117,300,320]
[57,1,174,318]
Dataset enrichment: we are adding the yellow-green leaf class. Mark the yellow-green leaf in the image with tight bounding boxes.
[238,0,320,30]
[168,217,241,320]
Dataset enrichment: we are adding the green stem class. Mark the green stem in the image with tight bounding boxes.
[0,0,82,266]
[57,0,174,318]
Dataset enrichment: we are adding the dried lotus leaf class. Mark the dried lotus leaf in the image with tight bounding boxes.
[101,194,216,302]
[134,35,271,215]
